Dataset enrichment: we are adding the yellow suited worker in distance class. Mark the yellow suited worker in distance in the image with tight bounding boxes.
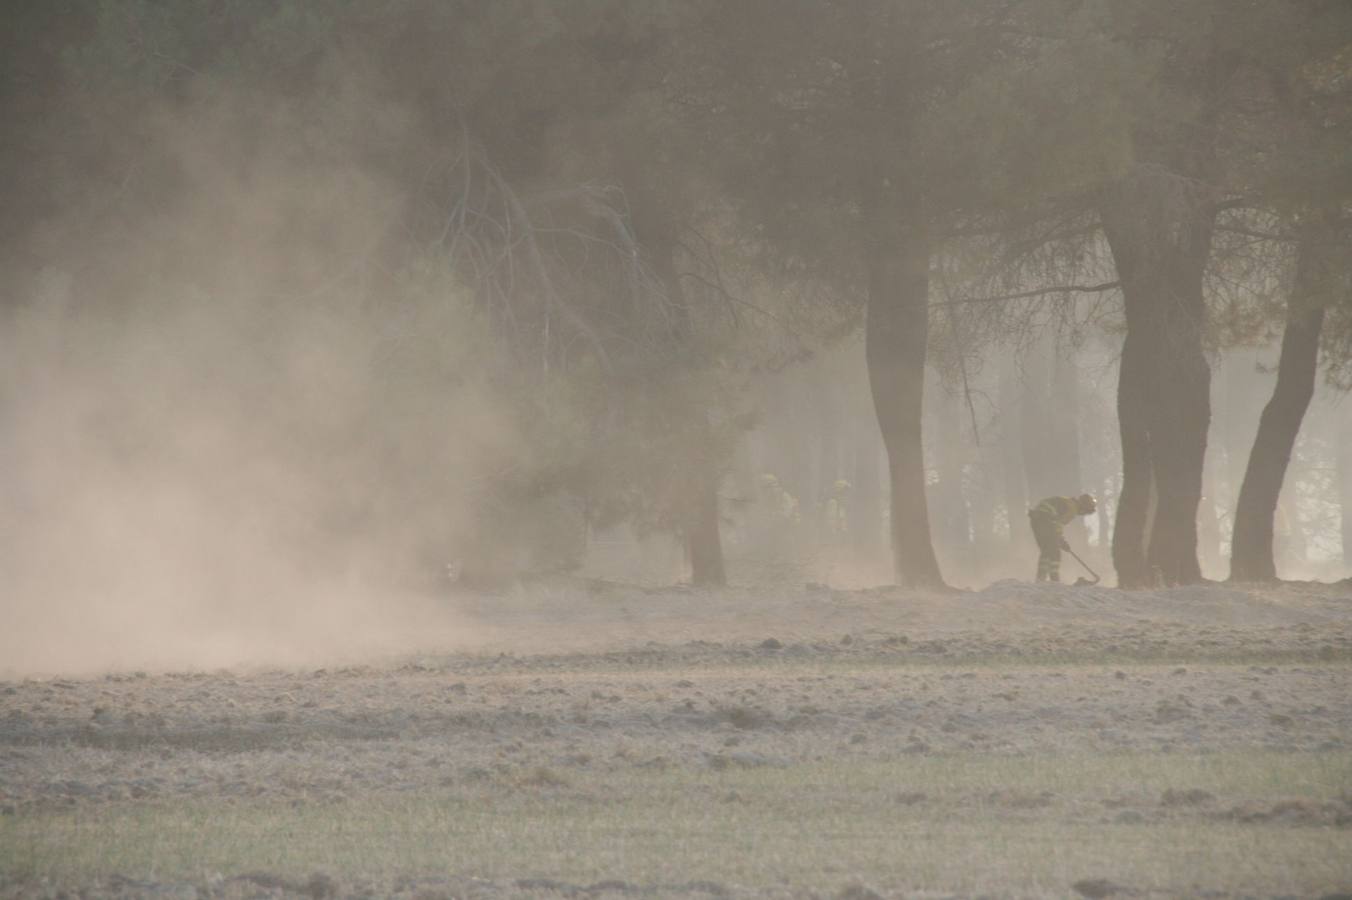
[1028,494,1096,583]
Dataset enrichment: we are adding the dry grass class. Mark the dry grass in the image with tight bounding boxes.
[5,582,1351,897]
[4,751,1350,896]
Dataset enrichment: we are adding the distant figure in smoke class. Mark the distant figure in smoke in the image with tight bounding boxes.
[1028,494,1096,583]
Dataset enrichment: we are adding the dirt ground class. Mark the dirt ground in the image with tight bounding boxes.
[2,578,1351,898]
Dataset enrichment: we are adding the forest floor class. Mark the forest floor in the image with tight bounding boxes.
[1,577,1351,898]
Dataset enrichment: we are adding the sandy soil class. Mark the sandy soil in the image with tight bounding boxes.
[2,578,1350,898]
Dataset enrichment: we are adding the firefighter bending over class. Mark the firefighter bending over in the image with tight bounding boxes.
[1028,494,1096,583]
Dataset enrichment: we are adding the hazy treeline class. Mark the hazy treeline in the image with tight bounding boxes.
[745,334,1352,589]
[2,0,1350,612]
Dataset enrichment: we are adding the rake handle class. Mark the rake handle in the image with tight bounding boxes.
[1063,546,1101,585]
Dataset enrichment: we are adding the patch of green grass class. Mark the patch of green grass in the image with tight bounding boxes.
[3,751,1350,895]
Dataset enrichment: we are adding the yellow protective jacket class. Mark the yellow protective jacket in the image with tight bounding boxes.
[1030,496,1081,536]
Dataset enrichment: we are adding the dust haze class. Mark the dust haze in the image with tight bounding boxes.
[0,79,519,675]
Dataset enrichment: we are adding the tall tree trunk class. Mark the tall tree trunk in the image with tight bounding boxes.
[1147,344,1210,586]
[863,195,944,588]
[635,211,727,587]
[1112,329,1155,587]
[1101,167,1214,587]
[1215,348,1264,564]
[675,392,726,587]
[1230,234,1327,581]
[687,410,728,585]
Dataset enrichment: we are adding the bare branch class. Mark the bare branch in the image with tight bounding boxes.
[931,281,1122,307]
[1215,224,1298,243]
[677,271,792,329]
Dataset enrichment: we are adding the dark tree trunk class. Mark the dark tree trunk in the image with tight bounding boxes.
[1145,347,1211,586]
[635,210,728,587]
[1101,167,1214,587]
[1230,238,1327,582]
[1215,348,1265,566]
[1112,329,1155,587]
[674,393,727,587]
[687,411,728,586]
[863,195,944,588]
